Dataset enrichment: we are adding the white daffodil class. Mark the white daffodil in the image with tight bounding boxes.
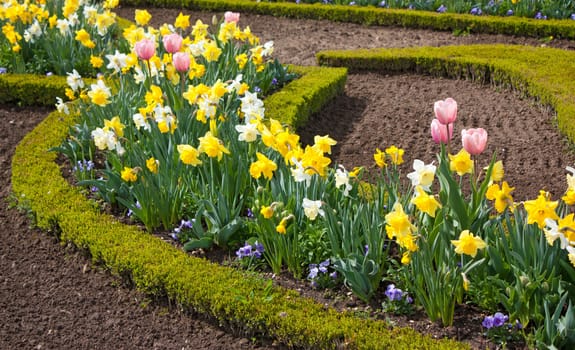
[132,113,150,131]
[55,97,69,115]
[106,50,128,73]
[566,166,575,191]
[240,91,265,123]
[290,158,311,184]
[303,198,324,221]
[56,19,70,36]
[66,69,84,92]
[335,165,352,196]
[91,127,117,151]
[544,218,570,249]
[235,122,259,142]
[227,74,243,93]
[406,159,436,191]
[566,245,575,268]
[262,41,274,56]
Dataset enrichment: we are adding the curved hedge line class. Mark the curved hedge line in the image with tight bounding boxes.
[121,0,575,39]
[317,44,575,144]
[9,64,466,349]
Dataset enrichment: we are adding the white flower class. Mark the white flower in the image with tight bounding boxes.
[55,97,69,115]
[544,218,570,249]
[406,159,436,191]
[335,165,352,196]
[91,127,117,151]
[106,50,128,73]
[240,91,265,123]
[566,166,575,191]
[188,40,205,57]
[302,198,324,221]
[56,19,70,35]
[67,13,79,27]
[235,122,259,142]
[290,158,311,184]
[83,5,98,23]
[227,74,243,93]
[133,67,146,84]
[132,113,150,131]
[66,69,84,92]
[566,246,575,268]
[262,41,274,56]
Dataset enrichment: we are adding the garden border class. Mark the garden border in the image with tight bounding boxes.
[122,0,575,39]
[9,65,467,348]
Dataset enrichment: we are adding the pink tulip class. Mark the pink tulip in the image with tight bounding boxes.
[134,39,155,60]
[224,11,240,23]
[173,52,190,73]
[434,97,458,125]
[461,128,488,155]
[162,33,183,54]
[430,118,453,144]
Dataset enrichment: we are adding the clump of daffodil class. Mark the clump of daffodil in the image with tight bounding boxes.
[451,230,486,258]
[485,181,515,213]
[523,190,559,229]
[385,203,418,252]
[411,186,442,217]
[448,149,474,176]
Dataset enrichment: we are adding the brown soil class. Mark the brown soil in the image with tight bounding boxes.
[2,5,574,349]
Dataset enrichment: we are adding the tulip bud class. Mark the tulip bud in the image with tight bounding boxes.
[434,97,458,125]
[172,52,190,73]
[430,118,453,144]
[461,128,488,155]
[134,39,155,61]
[162,33,183,53]
[224,11,240,23]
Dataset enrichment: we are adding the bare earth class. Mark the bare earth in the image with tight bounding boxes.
[1,5,574,349]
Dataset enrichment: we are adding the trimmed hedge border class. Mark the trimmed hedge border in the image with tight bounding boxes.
[316,44,575,144]
[9,64,467,349]
[121,0,575,39]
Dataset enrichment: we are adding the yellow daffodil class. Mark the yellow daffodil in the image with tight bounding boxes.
[485,181,515,213]
[177,144,202,166]
[385,145,404,165]
[485,160,504,183]
[134,9,152,26]
[74,29,95,49]
[449,149,474,176]
[103,116,125,137]
[411,186,442,217]
[198,131,230,160]
[250,152,277,180]
[260,205,274,219]
[174,12,190,30]
[374,148,386,168]
[191,19,209,40]
[314,135,337,155]
[401,252,411,265]
[524,190,559,229]
[563,189,575,206]
[202,40,222,62]
[90,55,104,68]
[301,145,331,177]
[121,166,138,182]
[146,157,158,174]
[451,230,486,258]
[235,53,248,69]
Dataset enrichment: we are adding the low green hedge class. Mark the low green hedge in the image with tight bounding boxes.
[121,0,575,39]
[317,44,575,144]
